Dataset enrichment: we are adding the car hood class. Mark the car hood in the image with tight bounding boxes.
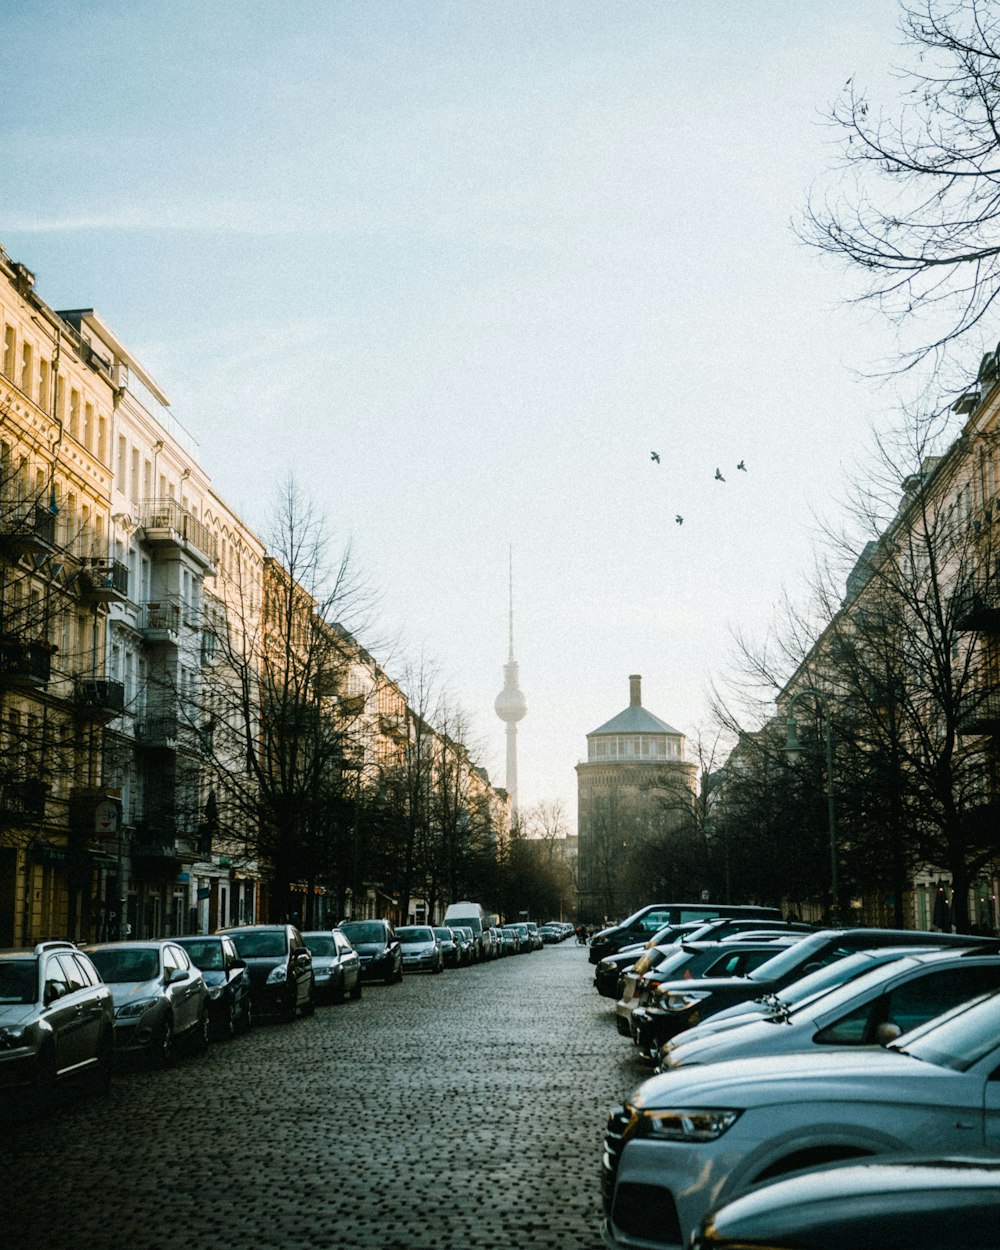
[633,1047,951,1111]
[353,943,388,955]
[105,977,164,1007]
[0,1003,38,1026]
[403,942,436,954]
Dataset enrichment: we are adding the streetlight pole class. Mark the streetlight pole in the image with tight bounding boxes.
[784,689,839,925]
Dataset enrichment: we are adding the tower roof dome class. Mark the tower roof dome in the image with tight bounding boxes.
[588,674,683,737]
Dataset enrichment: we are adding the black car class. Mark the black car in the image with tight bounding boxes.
[338,919,402,984]
[588,903,784,964]
[433,927,461,969]
[175,935,253,1038]
[217,925,315,1021]
[631,926,999,1057]
[693,1155,1000,1250]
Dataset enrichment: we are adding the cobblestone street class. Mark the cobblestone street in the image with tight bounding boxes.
[3,941,647,1250]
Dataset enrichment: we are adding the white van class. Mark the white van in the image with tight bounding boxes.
[442,901,492,961]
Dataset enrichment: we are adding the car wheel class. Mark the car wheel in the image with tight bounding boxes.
[220,998,238,1040]
[241,997,253,1033]
[281,990,297,1023]
[301,985,316,1017]
[158,1015,175,1065]
[333,972,346,1005]
[394,960,403,984]
[349,976,362,1001]
[432,957,443,974]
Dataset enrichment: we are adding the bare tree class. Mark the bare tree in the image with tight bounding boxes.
[802,0,1000,374]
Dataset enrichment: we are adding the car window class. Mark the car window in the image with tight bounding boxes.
[180,940,224,970]
[304,935,335,957]
[56,952,86,991]
[73,954,101,987]
[163,946,180,975]
[89,947,161,982]
[638,911,672,932]
[815,998,876,1044]
[0,959,36,1004]
[43,955,71,1001]
[886,966,1000,1035]
[228,930,289,958]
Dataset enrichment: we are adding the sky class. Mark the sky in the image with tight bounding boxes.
[1,1,919,828]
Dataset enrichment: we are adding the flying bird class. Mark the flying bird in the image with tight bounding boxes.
[675,515,683,525]
[737,460,747,472]
[650,451,660,463]
[715,468,725,482]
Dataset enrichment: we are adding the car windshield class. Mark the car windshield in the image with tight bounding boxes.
[89,947,161,982]
[0,960,36,1004]
[433,930,452,941]
[398,928,433,943]
[178,940,224,970]
[227,931,288,958]
[895,989,1000,1071]
[340,922,385,944]
[304,935,335,957]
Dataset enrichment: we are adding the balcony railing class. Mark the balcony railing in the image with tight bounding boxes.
[1,776,47,819]
[79,558,129,605]
[136,710,179,749]
[0,502,57,555]
[958,692,1000,737]
[141,498,218,570]
[953,585,1000,633]
[75,678,126,719]
[0,637,52,688]
[139,601,181,643]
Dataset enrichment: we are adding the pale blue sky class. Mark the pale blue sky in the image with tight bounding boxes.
[2,2,917,823]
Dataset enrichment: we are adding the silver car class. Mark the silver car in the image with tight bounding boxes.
[0,941,114,1097]
[86,940,210,1064]
[397,926,444,974]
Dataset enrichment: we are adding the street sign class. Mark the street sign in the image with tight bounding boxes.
[94,798,121,840]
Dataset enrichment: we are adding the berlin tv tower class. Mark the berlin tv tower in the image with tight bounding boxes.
[494,548,527,812]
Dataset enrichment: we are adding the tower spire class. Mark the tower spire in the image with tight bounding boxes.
[494,546,527,812]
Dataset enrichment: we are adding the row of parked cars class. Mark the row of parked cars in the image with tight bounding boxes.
[0,913,572,1103]
[591,902,1000,1249]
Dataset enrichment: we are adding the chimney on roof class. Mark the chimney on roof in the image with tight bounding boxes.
[629,674,642,707]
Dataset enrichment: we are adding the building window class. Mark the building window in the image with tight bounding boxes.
[116,436,126,484]
[20,343,32,397]
[130,448,140,505]
[3,325,14,378]
[69,389,80,441]
[38,358,49,412]
[83,402,94,453]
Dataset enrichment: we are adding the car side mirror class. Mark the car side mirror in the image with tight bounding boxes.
[876,1021,903,1045]
[166,967,186,984]
[44,982,63,1006]
[231,958,246,970]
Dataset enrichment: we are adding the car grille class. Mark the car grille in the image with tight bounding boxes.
[602,1104,632,1213]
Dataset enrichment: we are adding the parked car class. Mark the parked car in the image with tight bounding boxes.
[397,925,444,974]
[660,944,960,1047]
[451,926,477,964]
[509,922,534,951]
[617,937,803,1039]
[589,903,784,964]
[500,925,522,954]
[175,934,253,1038]
[338,919,402,984]
[86,939,210,1063]
[630,927,998,1058]
[523,922,543,950]
[301,929,362,1003]
[692,1154,1000,1250]
[660,945,1000,1072]
[0,941,114,1097]
[602,985,1000,1250]
[433,927,461,969]
[538,923,563,944]
[217,924,315,1020]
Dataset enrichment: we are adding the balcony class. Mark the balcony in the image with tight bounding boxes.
[953,585,1000,633]
[136,710,179,750]
[75,678,126,720]
[958,692,1000,737]
[139,601,181,645]
[1,776,47,819]
[141,498,218,572]
[0,502,56,557]
[78,558,129,605]
[0,637,52,688]
[132,836,181,864]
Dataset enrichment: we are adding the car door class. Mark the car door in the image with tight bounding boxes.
[164,944,201,1034]
[288,930,312,1006]
[41,953,83,1074]
[61,952,104,1065]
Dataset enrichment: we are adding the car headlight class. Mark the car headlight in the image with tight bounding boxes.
[660,988,713,1012]
[266,965,288,984]
[116,997,157,1019]
[631,1106,741,1141]
[0,1026,28,1047]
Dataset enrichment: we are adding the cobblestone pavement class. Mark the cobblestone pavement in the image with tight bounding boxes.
[2,940,649,1250]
